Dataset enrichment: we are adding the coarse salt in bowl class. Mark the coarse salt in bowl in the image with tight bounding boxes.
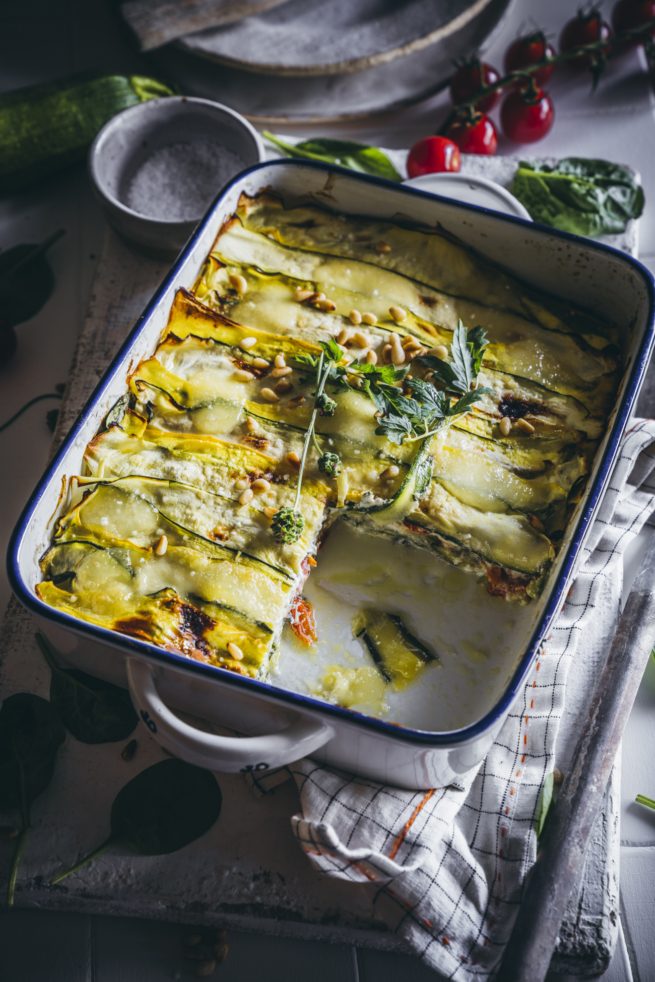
[89,96,264,257]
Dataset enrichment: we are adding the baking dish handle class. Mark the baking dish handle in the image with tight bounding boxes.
[127,659,334,773]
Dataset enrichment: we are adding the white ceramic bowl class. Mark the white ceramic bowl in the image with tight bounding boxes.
[9,161,655,788]
[89,96,264,258]
[403,172,531,220]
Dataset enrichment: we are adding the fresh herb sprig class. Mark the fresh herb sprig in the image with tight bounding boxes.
[271,324,487,542]
[372,323,489,445]
[272,341,345,545]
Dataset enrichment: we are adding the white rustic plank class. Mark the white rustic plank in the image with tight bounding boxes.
[0,172,628,972]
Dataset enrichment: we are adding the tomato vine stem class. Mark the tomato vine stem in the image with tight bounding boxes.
[439,17,655,135]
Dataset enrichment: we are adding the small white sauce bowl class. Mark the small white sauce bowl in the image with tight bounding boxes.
[89,96,264,258]
[403,172,531,221]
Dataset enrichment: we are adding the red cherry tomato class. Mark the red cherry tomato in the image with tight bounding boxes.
[559,8,612,65]
[612,0,655,46]
[406,136,461,177]
[445,114,498,155]
[449,58,501,112]
[501,87,555,143]
[504,31,557,85]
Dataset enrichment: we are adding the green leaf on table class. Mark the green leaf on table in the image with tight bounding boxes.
[510,158,644,236]
[50,758,222,885]
[36,632,138,744]
[263,131,401,182]
[0,692,66,905]
[0,230,64,332]
[535,770,555,838]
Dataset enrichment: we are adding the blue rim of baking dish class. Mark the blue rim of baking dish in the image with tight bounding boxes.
[8,159,655,747]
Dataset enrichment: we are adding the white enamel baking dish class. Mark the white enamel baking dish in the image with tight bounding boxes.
[8,161,655,790]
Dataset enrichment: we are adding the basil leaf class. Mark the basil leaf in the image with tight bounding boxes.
[0,230,63,332]
[0,693,65,818]
[511,158,644,236]
[37,632,137,744]
[263,131,401,182]
[51,759,222,885]
[111,758,222,854]
[535,770,555,838]
[0,692,66,905]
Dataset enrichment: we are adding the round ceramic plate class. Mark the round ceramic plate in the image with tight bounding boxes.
[155,0,512,123]
[403,173,531,219]
[179,0,496,77]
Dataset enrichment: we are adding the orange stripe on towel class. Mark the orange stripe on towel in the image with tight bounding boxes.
[388,789,436,860]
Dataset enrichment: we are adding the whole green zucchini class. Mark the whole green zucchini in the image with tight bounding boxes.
[0,74,172,193]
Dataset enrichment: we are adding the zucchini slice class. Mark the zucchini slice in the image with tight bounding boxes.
[353,609,437,688]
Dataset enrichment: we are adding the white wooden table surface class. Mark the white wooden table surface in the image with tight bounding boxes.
[1,0,655,979]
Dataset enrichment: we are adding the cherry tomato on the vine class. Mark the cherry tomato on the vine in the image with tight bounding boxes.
[612,0,655,46]
[445,114,498,155]
[406,136,461,177]
[559,8,612,66]
[500,86,555,143]
[449,58,501,112]
[504,31,557,85]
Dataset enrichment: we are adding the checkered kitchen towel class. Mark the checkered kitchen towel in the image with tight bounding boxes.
[286,419,655,979]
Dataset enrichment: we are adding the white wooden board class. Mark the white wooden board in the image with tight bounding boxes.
[0,154,634,971]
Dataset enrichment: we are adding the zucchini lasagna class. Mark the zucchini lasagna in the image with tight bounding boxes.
[37,192,619,682]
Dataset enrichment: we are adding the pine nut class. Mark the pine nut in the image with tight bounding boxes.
[366,349,378,365]
[316,298,337,312]
[239,336,257,350]
[348,309,362,326]
[233,368,255,382]
[239,487,254,505]
[245,416,259,433]
[252,357,270,369]
[226,642,243,661]
[274,353,286,369]
[270,365,292,378]
[428,345,448,360]
[295,288,315,302]
[274,378,293,394]
[263,506,277,519]
[234,477,249,491]
[229,273,247,294]
[377,240,392,254]
[515,417,535,434]
[196,959,218,977]
[352,331,369,349]
[402,335,416,349]
[260,387,279,402]
[381,343,393,364]
[381,465,400,480]
[389,305,407,324]
[286,451,301,466]
[362,312,377,326]
[154,534,168,556]
[252,478,271,494]
[337,328,352,345]
[499,416,512,437]
[391,345,406,366]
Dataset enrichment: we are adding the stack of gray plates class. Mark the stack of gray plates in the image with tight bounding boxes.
[123,0,513,124]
